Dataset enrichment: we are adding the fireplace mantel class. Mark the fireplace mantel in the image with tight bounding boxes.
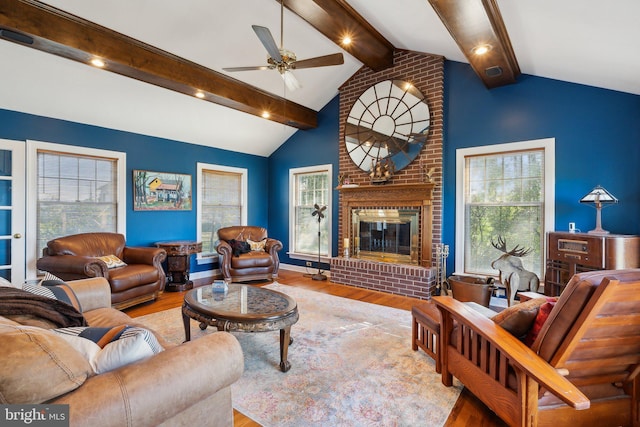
[338,183,435,266]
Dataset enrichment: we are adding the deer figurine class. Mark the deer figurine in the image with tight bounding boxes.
[490,236,540,306]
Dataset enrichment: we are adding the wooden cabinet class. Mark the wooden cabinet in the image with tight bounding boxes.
[544,232,640,296]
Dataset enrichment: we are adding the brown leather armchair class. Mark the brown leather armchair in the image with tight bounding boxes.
[216,226,282,282]
[36,232,167,310]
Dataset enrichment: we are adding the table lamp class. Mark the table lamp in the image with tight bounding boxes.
[579,185,618,235]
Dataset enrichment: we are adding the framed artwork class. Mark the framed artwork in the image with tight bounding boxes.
[133,170,192,211]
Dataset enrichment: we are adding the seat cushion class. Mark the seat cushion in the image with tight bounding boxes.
[231,251,274,269]
[108,265,160,292]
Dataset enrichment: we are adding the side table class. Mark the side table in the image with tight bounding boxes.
[155,241,202,292]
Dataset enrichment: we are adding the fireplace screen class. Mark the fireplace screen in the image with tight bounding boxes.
[351,208,420,264]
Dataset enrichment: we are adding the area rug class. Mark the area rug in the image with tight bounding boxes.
[137,283,462,427]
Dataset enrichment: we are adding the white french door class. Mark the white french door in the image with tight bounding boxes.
[0,139,26,284]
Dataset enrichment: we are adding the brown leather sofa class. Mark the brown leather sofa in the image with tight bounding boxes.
[36,233,167,309]
[0,277,244,427]
[216,226,282,282]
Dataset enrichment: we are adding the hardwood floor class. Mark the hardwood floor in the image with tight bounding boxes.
[124,269,506,427]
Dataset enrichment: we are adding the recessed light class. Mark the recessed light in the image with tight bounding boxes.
[195,91,205,99]
[341,36,352,46]
[90,58,105,68]
[472,44,492,56]
[262,111,270,119]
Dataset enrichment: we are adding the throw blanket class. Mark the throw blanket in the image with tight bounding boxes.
[0,287,87,327]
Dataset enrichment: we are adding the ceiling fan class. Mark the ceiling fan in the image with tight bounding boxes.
[222,0,344,91]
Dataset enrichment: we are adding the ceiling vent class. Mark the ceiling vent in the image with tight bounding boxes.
[485,66,503,77]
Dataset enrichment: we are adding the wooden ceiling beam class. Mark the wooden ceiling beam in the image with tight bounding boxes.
[281,0,395,72]
[428,0,520,88]
[0,0,318,129]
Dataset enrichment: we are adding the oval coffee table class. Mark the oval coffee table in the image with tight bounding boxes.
[182,283,299,372]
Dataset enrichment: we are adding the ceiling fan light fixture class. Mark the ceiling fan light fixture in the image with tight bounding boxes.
[224,5,344,91]
[281,71,301,91]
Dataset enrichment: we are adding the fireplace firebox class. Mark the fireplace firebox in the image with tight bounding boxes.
[351,208,420,264]
[338,183,434,267]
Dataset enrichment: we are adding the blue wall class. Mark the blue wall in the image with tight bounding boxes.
[268,96,341,269]
[442,61,640,272]
[267,61,640,275]
[0,109,269,275]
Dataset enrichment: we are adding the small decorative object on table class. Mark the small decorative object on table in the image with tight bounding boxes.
[490,236,539,306]
[212,280,228,293]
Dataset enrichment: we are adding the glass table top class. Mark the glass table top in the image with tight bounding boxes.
[184,283,297,321]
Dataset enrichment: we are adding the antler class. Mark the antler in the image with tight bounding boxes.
[491,236,508,253]
[491,235,532,257]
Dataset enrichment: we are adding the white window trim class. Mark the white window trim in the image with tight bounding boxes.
[454,138,555,275]
[288,164,333,263]
[196,162,248,264]
[26,140,126,275]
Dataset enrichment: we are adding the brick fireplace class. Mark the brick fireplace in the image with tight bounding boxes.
[331,183,437,299]
[332,49,444,300]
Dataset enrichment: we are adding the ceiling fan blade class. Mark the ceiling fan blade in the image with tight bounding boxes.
[292,53,344,70]
[252,25,283,63]
[222,65,273,72]
[282,71,301,91]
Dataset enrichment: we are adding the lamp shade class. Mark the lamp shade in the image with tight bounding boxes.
[580,185,618,205]
[580,185,618,235]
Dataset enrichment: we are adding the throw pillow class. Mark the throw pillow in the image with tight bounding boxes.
[0,323,92,403]
[228,239,251,257]
[490,297,547,339]
[23,281,82,312]
[97,254,127,269]
[54,325,164,374]
[524,298,558,347]
[247,238,267,252]
[40,271,64,283]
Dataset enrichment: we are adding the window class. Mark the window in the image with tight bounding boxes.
[197,163,247,259]
[26,141,126,273]
[455,139,555,278]
[289,165,332,261]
